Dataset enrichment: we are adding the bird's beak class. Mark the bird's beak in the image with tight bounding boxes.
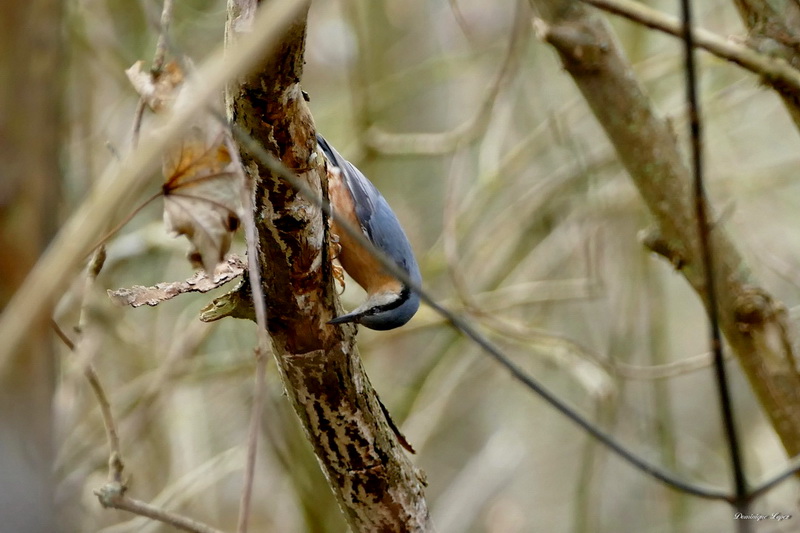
[328,313,357,325]
[328,300,375,325]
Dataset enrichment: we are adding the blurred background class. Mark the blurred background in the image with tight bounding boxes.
[4,0,800,531]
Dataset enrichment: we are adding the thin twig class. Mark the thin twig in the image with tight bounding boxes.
[132,0,176,148]
[80,206,223,533]
[749,455,800,500]
[430,293,731,500]
[97,447,243,533]
[680,0,749,519]
[613,351,720,380]
[51,319,76,351]
[447,0,477,44]
[76,247,126,482]
[581,0,800,94]
[340,0,372,142]
[95,483,227,533]
[236,348,267,533]
[233,140,272,533]
[131,99,147,149]
[52,247,126,485]
[228,121,733,502]
[86,366,124,481]
[88,191,162,255]
[365,0,530,155]
[643,252,688,526]
[442,148,479,311]
[152,0,175,74]
[58,318,217,479]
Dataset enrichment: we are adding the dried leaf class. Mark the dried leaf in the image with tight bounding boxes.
[126,59,244,274]
[107,255,245,308]
[125,60,184,113]
[162,126,243,274]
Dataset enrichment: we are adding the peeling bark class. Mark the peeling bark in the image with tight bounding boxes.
[531,0,800,457]
[225,1,432,530]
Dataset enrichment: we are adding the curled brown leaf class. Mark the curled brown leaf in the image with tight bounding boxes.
[162,128,243,274]
[126,60,244,274]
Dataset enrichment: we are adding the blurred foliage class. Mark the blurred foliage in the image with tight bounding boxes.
[49,0,800,532]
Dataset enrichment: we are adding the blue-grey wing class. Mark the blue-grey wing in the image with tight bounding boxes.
[317,133,421,283]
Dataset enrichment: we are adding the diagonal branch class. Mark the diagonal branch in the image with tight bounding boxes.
[731,0,800,132]
[95,484,226,533]
[582,0,800,95]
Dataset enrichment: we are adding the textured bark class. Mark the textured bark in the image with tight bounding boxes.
[732,0,800,131]
[225,1,432,531]
[530,0,800,457]
[0,0,62,530]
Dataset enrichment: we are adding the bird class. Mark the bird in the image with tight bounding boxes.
[316,133,421,330]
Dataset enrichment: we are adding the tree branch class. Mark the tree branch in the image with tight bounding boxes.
[225,1,432,530]
[582,0,800,95]
[529,0,800,458]
[95,483,227,533]
[731,0,800,132]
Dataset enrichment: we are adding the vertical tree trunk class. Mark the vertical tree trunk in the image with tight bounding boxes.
[0,0,63,531]
[225,1,432,530]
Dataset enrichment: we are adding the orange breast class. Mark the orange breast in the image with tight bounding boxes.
[328,168,403,295]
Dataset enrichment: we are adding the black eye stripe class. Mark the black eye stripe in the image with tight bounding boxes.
[361,286,410,317]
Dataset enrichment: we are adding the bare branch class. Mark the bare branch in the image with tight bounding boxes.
[152,0,175,74]
[73,246,126,484]
[95,483,227,533]
[614,351,720,380]
[84,229,226,533]
[85,368,124,481]
[235,347,266,533]
[731,0,800,131]
[582,0,800,94]
[108,255,244,308]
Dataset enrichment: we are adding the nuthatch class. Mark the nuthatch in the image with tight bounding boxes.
[317,134,421,330]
